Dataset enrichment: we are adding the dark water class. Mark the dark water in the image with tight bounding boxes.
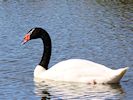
[0,0,133,99]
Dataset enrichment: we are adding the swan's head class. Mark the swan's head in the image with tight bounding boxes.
[22,27,44,44]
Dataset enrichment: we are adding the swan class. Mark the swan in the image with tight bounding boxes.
[22,27,128,84]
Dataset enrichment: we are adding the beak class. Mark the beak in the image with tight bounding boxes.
[21,33,30,45]
[21,39,28,45]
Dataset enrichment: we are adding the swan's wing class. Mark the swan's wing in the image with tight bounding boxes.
[42,59,113,83]
[39,59,127,83]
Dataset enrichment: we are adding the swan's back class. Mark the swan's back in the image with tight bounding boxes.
[39,59,127,83]
[49,59,112,73]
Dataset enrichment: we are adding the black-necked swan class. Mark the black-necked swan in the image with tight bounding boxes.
[22,27,128,84]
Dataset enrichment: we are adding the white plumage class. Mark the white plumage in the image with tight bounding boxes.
[34,59,128,84]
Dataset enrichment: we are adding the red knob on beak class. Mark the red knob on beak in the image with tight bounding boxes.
[21,33,30,45]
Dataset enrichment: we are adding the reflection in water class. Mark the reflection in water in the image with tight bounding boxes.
[34,80,124,100]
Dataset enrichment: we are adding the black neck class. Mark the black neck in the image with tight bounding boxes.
[39,30,51,70]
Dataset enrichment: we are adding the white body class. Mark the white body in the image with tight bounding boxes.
[34,59,128,84]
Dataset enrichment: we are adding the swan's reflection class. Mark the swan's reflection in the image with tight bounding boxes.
[34,80,125,100]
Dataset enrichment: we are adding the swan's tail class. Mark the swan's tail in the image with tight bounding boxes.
[110,67,128,83]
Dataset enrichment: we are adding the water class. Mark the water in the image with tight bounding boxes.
[0,0,132,99]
